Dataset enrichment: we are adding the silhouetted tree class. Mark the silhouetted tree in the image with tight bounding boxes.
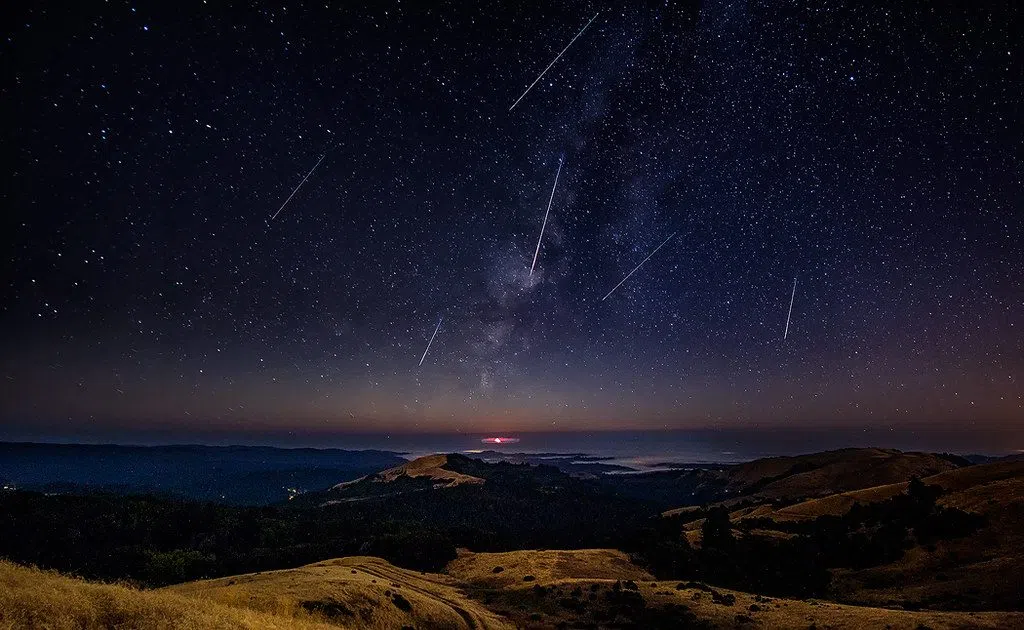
[701,506,734,550]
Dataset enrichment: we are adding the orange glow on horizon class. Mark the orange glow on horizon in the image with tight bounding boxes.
[481,437,520,445]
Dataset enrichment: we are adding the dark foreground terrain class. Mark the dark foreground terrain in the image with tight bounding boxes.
[2,447,1022,628]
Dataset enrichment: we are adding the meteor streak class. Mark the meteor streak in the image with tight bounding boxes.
[601,232,677,301]
[270,153,326,221]
[783,277,797,341]
[529,155,564,277]
[509,12,599,111]
[418,316,443,366]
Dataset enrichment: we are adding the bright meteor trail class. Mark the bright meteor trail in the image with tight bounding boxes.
[418,316,443,366]
[529,155,564,277]
[783,277,797,341]
[509,12,599,112]
[601,232,677,301]
[270,153,326,221]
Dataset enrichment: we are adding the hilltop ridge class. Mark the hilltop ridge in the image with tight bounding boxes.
[332,454,485,490]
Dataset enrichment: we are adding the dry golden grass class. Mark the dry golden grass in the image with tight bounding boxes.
[927,460,1024,495]
[728,503,775,519]
[446,549,653,589]
[683,529,703,546]
[662,504,702,518]
[735,481,909,523]
[0,560,336,630]
[663,460,1024,611]
[664,448,960,519]
[453,559,1023,629]
[749,461,1024,524]
[641,581,1022,629]
[164,556,512,630]
[687,458,1024,529]
[8,549,1024,630]
[735,449,958,500]
[833,462,1024,611]
[724,448,933,486]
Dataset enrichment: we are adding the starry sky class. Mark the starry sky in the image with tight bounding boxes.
[1,1,1021,441]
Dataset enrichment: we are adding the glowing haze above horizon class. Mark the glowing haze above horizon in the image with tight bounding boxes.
[1,2,1021,446]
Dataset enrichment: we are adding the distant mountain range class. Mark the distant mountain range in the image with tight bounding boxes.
[317,446,970,511]
[0,442,406,504]
[964,452,1024,464]
[5,440,1016,508]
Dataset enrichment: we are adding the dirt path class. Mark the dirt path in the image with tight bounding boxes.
[354,563,508,630]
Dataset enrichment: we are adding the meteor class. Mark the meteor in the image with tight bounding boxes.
[418,316,443,367]
[529,155,564,277]
[601,232,677,301]
[783,277,797,341]
[270,153,326,221]
[509,12,599,112]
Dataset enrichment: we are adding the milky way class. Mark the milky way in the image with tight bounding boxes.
[1,2,1021,438]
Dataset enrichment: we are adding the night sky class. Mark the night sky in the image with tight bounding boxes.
[2,2,1021,440]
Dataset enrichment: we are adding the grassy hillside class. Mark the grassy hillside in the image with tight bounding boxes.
[651,448,962,515]
[723,448,962,500]
[0,560,336,630]
[447,549,654,589]
[6,551,1023,629]
[331,454,485,491]
[833,461,1024,611]
[662,448,967,522]
[4,450,1020,626]
[474,576,1021,629]
[734,483,909,523]
[446,549,1020,629]
[729,460,1024,524]
[670,460,1024,611]
[165,556,512,630]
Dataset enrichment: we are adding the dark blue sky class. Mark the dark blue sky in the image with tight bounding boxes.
[2,1,1021,439]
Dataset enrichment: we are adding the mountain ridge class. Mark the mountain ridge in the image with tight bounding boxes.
[332,453,485,490]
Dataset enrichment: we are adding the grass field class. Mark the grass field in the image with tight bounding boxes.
[5,551,1023,629]
[0,560,336,630]
[667,460,1024,612]
[447,549,1023,629]
[164,556,512,630]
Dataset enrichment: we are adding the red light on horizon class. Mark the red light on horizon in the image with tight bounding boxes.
[481,437,520,445]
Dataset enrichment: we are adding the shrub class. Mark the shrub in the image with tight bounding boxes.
[390,592,412,612]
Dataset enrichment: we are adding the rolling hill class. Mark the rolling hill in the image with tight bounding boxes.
[628,448,963,514]
[446,549,655,589]
[0,560,337,630]
[9,550,1019,630]
[314,448,961,517]
[314,453,576,505]
[668,460,1024,611]
[449,549,1020,629]
[832,460,1024,611]
[164,556,512,630]
[720,447,963,499]
[331,454,485,491]
[3,448,1021,628]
